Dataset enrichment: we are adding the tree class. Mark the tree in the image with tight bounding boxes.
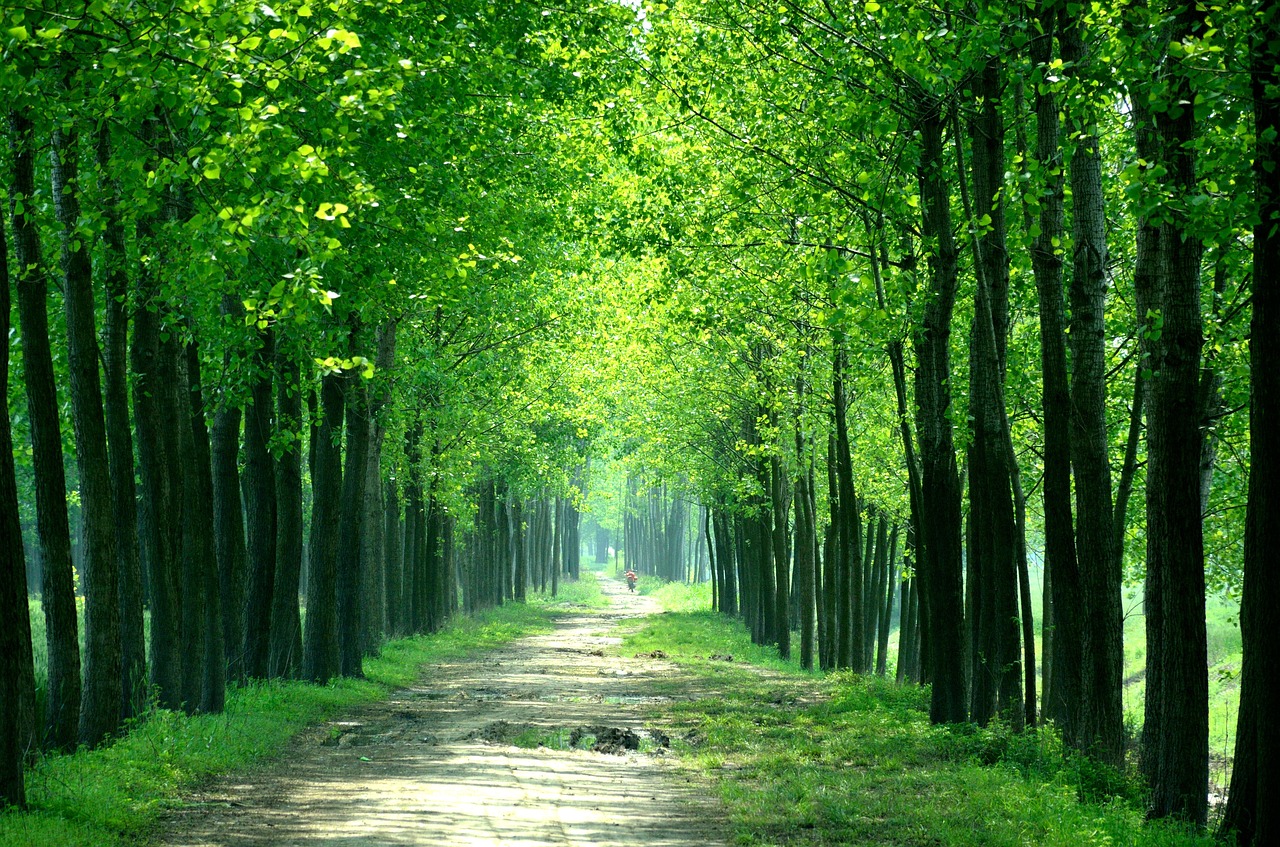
[9,108,80,750]
[50,113,122,745]
[1220,3,1280,842]
[0,204,35,808]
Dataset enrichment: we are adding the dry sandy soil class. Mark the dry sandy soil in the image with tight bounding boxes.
[154,578,727,847]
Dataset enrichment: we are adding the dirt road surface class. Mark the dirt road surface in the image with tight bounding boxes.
[156,578,727,847]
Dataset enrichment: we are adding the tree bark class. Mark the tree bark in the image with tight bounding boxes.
[1022,9,1082,736]
[50,120,123,746]
[94,124,146,723]
[770,450,791,659]
[0,202,35,807]
[913,103,967,723]
[9,108,80,750]
[1060,10,1123,765]
[269,349,303,678]
[877,525,898,677]
[1132,0,1209,822]
[242,331,277,679]
[302,372,344,683]
[338,358,370,678]
[180,338,224,713]
[1219,5,1279,843]
[361,323,396,650]
[211,297,248,682]
[832,349,863,671]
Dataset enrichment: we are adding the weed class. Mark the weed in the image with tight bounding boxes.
[625,605,1217,847]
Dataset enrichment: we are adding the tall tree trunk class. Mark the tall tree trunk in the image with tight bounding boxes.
[384,477,404,638]
[1060,10,1123,765]
[181,338,224,713]
[50,120,123,746]
[338,359,370,678]
[512,499,528,602]
[132,168,181,713]
[211,298,248,682]
[825,433,842,668]
[242,331,277,679]
[362,323,396,651]
[1022,11,1082,735]
[794,396,817,671]
[269,350,304,678]
[94,125,145,723]
[0,203,35,806]
[877,525,898,677]
[551,496,562,598]
[1132,0,1209,823]
[959,59,1022,730]
[1222,27,1280,835]
[10,108,80,750]
[302,372,344,683]
[832,350,863,671]
[771,450,791,659]
[913,103,967,723]
[897,573,917,684]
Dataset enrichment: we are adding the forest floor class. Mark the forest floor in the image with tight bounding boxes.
[153,578,728,847]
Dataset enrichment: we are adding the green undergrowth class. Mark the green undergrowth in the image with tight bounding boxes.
[635,577,713,613]
[3,579,601,847]
[548,571,608,608]
[624,608,1214,847]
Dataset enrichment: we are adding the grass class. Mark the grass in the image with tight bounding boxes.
[637,568,1245,792]
[3,578,603,847]
[623,595,1216,847]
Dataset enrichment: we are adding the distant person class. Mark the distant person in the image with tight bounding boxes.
[624,569,637,592]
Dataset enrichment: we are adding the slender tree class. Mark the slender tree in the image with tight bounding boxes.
[0,204,35,807]
[1220,4,1280,842]
[10,109,80,749]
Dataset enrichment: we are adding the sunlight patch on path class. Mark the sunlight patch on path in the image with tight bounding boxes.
[157,578,725,847]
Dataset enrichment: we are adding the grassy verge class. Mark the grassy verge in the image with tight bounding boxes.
[3,577,602,847]
[623,602,1214,847]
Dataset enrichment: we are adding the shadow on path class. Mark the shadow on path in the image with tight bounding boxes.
[156,577,727,847]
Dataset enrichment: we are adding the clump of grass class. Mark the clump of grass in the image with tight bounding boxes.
[1,588,595,847]
[628,608,1214,847]
[533,571,608,609]
[642,579,712,612]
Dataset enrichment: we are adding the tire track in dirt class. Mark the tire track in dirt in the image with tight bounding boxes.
[156,578,727,846]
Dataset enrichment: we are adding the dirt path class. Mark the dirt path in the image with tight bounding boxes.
[156,578,727,846]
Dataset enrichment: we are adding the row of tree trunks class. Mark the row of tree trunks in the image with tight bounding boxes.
[622,482,702,581]
[1,100,491,773]
[708,478,909,678]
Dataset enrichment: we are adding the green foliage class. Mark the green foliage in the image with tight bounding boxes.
[531,571,608,610]
[643,579,711,612]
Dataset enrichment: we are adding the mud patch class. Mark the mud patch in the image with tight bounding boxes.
[466,720,535,744]
[570,725,640,754]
